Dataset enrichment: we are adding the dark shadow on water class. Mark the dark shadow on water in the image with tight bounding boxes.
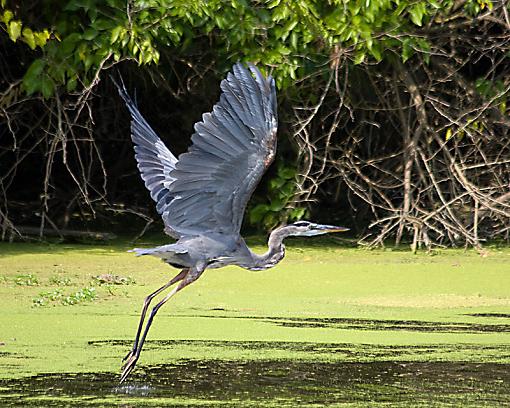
[262,316,510,333]
[255,317,510,333]
[186,314,510,333]
[88,338,510,361]
[1,360,509,406]
[466,313,510,319]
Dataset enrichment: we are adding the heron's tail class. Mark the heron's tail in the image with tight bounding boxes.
[128,248,154,257]
[128,244,188,258]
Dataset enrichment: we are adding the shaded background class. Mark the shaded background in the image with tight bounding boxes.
[1,0,509,248]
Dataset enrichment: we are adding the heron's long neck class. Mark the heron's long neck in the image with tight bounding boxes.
[250,226,291,270]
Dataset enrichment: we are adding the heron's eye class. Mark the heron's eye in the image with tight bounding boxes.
[293,221,309,227]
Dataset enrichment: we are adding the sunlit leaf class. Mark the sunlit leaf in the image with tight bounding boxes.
[2,10,13,24]
[22,27,36,49]
[7,20,22,42]
[34,29,50,47]
[409,3,426,26]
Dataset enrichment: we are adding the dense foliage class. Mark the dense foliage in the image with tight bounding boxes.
[3,0,452,93]
[0,0,509,249]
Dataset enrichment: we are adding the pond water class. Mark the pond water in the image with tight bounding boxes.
[1,359,509,406]
[2,245,510,406]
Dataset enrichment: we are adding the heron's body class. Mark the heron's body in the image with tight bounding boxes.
[132,234,250,269]
[133,229,286,271]
[114,63,347,382]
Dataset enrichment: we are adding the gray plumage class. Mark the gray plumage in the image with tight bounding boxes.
[114,63,348,383]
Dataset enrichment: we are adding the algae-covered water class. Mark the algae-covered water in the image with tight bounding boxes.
[0,240,509,406]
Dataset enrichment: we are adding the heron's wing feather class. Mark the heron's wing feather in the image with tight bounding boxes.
[114,80,180,238]
[164,63,278,236]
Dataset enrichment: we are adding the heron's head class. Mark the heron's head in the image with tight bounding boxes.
[287,221,349,237]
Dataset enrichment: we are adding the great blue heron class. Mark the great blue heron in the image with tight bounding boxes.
[115,63,348,382]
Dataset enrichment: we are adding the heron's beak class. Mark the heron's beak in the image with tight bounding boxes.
[317,224,350,233]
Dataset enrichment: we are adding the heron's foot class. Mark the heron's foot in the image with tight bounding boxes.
[120,352,139,383]
[122,347,136,363]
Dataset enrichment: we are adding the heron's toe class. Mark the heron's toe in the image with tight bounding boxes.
[120,354,138,383]
[120,362,135,383]
[122,348,135,364]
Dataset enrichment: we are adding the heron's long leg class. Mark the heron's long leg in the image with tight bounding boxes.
[123,268,188,361]
[120,268,203,383]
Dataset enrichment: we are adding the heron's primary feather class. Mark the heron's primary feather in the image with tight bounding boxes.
[165,63,277,236]
[119,63,277,238]
[115,79,180,237]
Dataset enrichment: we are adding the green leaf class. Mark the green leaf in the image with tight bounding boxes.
[7,20,22,42]
[66,77,77,92]
[429,0,442,10]
[429,0,442,9]
[64,0,80,11]
[82,28,98,40]
[279,167,296,179]
[51,64,66,84]
[152,49,160,64]
[249,204,270,224]
[290,31,298,49]
[92,18,114,30]
[395,2,407,15]
[25,59,45,78]
[269,197,284,211]
[409,4,426,26]
[360,25,373,49]
[269,177,286,190]
[289,207,306,220]
[84,54,94,71]
[60,33,81,54]
[41,76,54,99]
[2,10,13,24]
[262,212,277,229]
[23,59,45,95]
[110,26,123,44]
[370,43,382,61]
[353,50,365,65]
[280,182,295,197]
[22,27,36,49]
[402,38,414,62]
[281,19,297,41]
[34,29,50,47]
[88,7,97,22]
[416,38,431,64]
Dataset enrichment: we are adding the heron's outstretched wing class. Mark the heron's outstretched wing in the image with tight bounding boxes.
[115,80,180,238]
[164,63,278,236]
